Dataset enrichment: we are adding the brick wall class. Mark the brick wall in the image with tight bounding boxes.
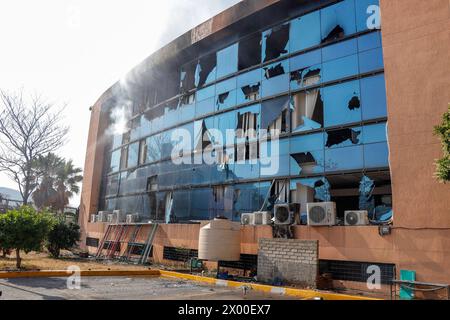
[257,238,318,287]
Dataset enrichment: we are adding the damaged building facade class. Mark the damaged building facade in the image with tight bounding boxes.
[80,0,450,293]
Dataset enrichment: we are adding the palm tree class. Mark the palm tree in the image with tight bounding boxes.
[32,153,83,213]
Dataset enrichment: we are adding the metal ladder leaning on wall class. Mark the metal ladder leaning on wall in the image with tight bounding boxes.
[96,223,159,265]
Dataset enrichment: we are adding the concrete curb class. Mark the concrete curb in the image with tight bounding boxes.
[0,269,160,279]
[158,270,381,300]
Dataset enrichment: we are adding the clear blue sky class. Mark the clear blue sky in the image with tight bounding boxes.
[0,0,241,205]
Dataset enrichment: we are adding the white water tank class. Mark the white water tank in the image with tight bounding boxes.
[198,218,241,261]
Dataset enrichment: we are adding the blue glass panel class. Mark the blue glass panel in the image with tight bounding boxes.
[196,84,215,102]
[163,103,180,129]
[290,11,321,53]
[172,190,191,221]
[260,139,290,177]
[179,100,195,123]
[290,149,325,176]
[127,142,139,168]
[322,38,357,62]
[233,160,260,180]
[363,123,387,144]
[112,134,122,150]
[358,31,382,52]
[214,110,237,146]
[195,97,215,118]
[290,49,321,71]
[233,183,261,220]
[140,114,151,138]
[321,0,357,43]
[356,0,380,32]
[290,64,322,91]
[290,132,324,153]
[237,69,261,87]
[322,54,359,83]
[325,145,364,172]
[110,149,121,172]
[361,74,387,120]
[146,134,162,163]
[290,89,324,132]
[216,78,237,111]
[237,69,261,104]
[190,188,213,220]
[262,22,290,62]
[364,142,389,168]
[216,77,237,94]
[323,80,361,127]
[217,43,238,79]
[359,48,384,73]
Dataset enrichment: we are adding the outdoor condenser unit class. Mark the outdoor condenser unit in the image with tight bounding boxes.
[126,214,140,224]
[253,211,272,225]
[274,204,294,225]
[307,202,336,226]
[97,211,111,222]
[241,213,255,225]
[344,210,369,226]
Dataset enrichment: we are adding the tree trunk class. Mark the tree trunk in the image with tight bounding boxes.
[2,249,7,258]
[16,249,21,269]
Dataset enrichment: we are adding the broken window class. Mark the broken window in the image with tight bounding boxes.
[148,104,165,133]
[321,0,356,43]
[323,80,361,127]
[180,60,197,93]
[130,117,141,141]
[290,133,325,176]
[237,69,261,104]
[195,52,217,88]
[261,96,290,135]
[106,174,120,197]
[236,104,260,141]
[262,23,290,63]
[163,101,180,129]
[325,128,362,148]
[194,118,215,155]
[216,78,237,111]
[122,131,131,145]
[233,183,261,220]
[217,43,238,79]
[359,175,375,214]
[290,11,321,53]
[291,89,323,133]
[178,93,196,123]
[289,50,322,91]
[126,142,139,169]
[261,60,289,98]
[139,139,147,165]
[238,32,262,71]
[290,177,331,220]
[171,190,191,221]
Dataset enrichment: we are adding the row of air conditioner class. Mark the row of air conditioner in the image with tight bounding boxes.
[240,202,370,227]
[90,210,140,224]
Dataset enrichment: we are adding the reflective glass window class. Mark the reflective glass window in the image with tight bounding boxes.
[217,43,238,79]
[260,138,290,177]
[359,47,384,73]
[261,95,290,134]
[322,38,357,62]
[362,122,387,144]
[356,0,380,32]
[191,188,214,220]
[325,127,362,148]
[361,74,387,120]
[237,69,261,104]
[290,133,325,176]
[111,134,122,150]
[172,190,191,221]
[323,80,361,127]
[364,142,389,168]
[110,150,121,173]
[321,0,357,43]
[195,53,217,88]
[289,50,322,90]
[358,31,382,52]
[325,145,364,172]
[290,11,321,53]
[127,142,139,168]
[322,54,359,83]
[261,60,289,98]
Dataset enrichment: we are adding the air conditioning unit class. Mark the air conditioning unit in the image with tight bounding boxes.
[113,210,126,223]
[274,204,294,225]
[107,214,114,223]
[241,213,255,225]
[90,214,98,223]
[253,211,272,225]
[345,210,369,226]
[126,214,140,224]
[307,202,336,226]
[98,211,111,222]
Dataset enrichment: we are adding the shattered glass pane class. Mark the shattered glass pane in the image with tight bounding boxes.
[321,0,356,43]
[325,127,362,148]
[291,90,323,132]
[290,11,321,53]
[290,133,325,175]
[261,95,290,134]
[262,22,290,62]
[290,177,331,203]
[261,60,289,98]
[216,77,237,110]
[238,33,262,70]
[195,53,217,88]
[359,175,375,214]
[180,60,197,93]
[323,80,361,127]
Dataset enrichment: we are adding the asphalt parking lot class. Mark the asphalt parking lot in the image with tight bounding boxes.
[0,276,297,300]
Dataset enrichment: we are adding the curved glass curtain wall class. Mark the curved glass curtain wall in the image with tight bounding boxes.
[100,0,391,223]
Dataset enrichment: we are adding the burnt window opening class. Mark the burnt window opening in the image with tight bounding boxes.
[195,120,213,152]
[235,141,259,162]
[180,93,195,106]
[147,175,158,192]
[325,128,361,148]
[291,90,323,132]
[195,53,217,88]
[236,111,258,139]
[290,67,321,88]
[268,180,289,208]
[86,237,99,248]
[218,92,230,105]
[263,23,290,62]
[322,25,345,43]
[261,96,290,134]
[264,63,285,80]
[291,152,317,175]
[163,246,198,262]
[238,33,262,70]
[122,131,131,145]
[180,61,197,93]
[348,95,361,110]
[241,83,260,102]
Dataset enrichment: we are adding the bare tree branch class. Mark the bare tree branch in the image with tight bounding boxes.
[0,88,69,205]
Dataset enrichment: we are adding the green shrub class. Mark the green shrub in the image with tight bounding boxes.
[434,105,450,183]
[47,221,80,258]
